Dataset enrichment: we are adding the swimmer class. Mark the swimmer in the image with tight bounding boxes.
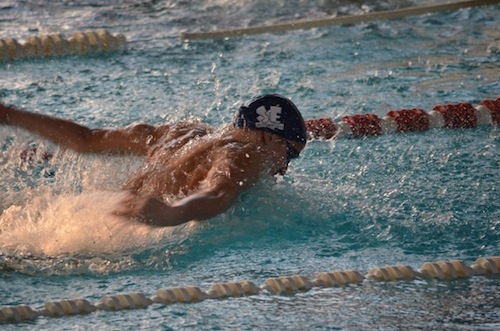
[0,94,307,227]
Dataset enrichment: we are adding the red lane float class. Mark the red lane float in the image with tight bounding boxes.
[341,113,382,138]
[387,108,429,132]
[433,103,477,129]
[305,97,500,140]
[305,118,337,139]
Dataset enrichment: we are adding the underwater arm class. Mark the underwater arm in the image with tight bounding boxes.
[114,152,261,227]
[167,186,241,224]
[0,102,158,155]
[115,187,241,227]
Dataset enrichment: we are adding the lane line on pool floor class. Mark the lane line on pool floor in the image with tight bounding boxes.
[1,256,499,324]
[179,0,498,40]
[2,1,497,60]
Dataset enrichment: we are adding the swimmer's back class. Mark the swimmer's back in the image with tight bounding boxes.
[146,121,214,158]
[123,123,260,198]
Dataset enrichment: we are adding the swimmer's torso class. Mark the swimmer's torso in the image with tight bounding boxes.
[123,122,262,199]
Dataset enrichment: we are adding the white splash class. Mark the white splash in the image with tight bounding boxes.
[0,190,196,257]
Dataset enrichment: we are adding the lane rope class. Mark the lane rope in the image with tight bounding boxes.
[180,0,497,40]
[1,256,498,323]
[305,97,500,140]
[11,97,500,167]
[0,29,127,62]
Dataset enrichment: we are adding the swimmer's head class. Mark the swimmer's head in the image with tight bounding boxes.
[233,94,307,144]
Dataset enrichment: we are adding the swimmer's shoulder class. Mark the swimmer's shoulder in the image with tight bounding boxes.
[130,121,212,144]
[124,121,213,136]
[143,121,215,156]
[159,121,213,138]
[215,135,266,168]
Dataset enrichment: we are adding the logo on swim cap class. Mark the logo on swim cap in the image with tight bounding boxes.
[255,105,284,131]
[234,94,307,143]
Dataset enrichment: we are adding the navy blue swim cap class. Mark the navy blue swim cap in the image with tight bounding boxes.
[233,94,307,143]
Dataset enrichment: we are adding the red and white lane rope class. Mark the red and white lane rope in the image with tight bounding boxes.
[12,97,500,166]
[305,97,500,140]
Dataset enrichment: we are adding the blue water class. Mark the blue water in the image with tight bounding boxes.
[1,0,499,329]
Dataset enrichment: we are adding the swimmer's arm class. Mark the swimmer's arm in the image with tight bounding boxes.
[169,185,243,223]
[148,152,262,226]
[0,103,161,155]
[115,183,243,227]
[116,158,261,226]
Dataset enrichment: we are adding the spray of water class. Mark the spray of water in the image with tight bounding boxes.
[0,132,198,273]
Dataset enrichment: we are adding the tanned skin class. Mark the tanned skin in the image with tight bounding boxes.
[0,103,305,227]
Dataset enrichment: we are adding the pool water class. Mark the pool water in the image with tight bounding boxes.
[1,0,499,329]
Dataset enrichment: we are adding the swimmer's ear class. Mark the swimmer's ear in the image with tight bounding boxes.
[260,131,282,145]
[260,131,269,144]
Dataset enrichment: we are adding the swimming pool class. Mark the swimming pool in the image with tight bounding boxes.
[1,0,499,329]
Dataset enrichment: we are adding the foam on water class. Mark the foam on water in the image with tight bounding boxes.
[0,190,195,257]
[0,132,199,262]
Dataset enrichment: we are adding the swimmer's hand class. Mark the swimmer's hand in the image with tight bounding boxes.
[113,191,188,227]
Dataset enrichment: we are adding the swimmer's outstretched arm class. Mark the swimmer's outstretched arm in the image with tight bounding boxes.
[0,102,161,155]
